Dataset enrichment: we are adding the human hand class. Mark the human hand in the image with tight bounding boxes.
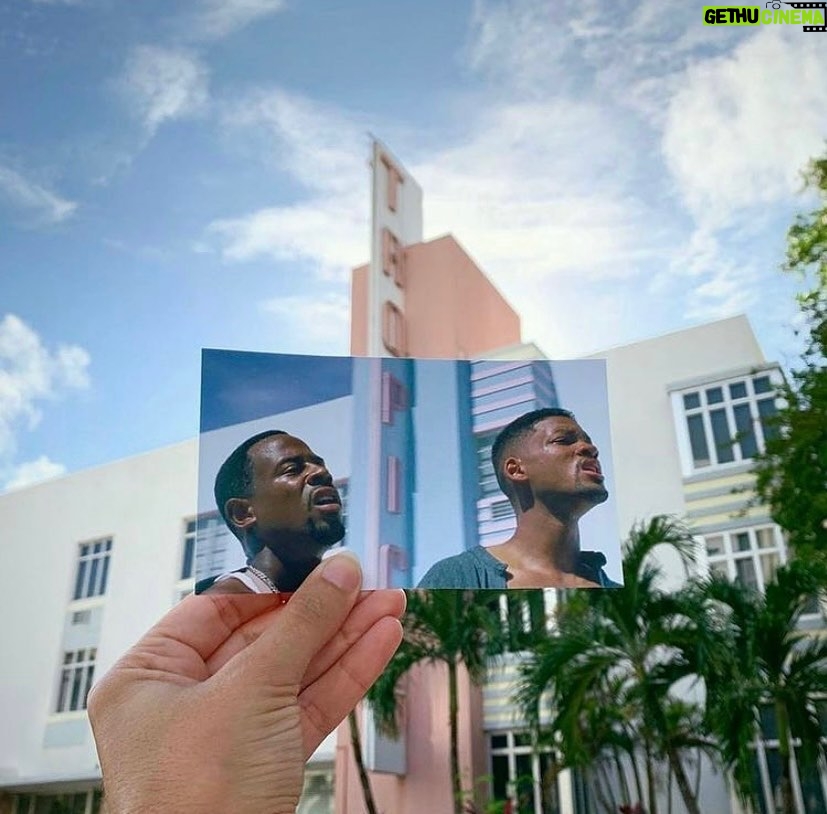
[88,553,404,814]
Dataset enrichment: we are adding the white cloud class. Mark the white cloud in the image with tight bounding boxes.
[466,0,569,93]
[204,3,823,357]
[120,46,209,136]
[0,165,77,224]
[206,89,370,278]
[510,281,652,357]
[222,89,368,196]
[684,263,759,322]
[205,69,667,359]
[412,99,657,282]
[662,28,827,227]
[465,0,737,111]
[208,204,367,278]
[0,314,90,460]
[191,0,287,40]
[259,294,350,353]
[3,456,66,492]
[207,84,661,305]
[460,0,825,348]
[651,223,774,327]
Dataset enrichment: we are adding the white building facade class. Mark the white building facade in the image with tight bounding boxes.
[588,315,825,814]
[0,437,337,814]
[1,315,823,814]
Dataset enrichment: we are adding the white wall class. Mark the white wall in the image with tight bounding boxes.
[588,315,766,587]
[0,440,196,786]
[0,429,338,791]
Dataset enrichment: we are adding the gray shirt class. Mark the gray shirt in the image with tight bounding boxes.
[417,545,620,589]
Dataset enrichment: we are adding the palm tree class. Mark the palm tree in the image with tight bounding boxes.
[693,559,827,814]
[518,516,711,814]
[347,709,380,814]
[366,589,510,814]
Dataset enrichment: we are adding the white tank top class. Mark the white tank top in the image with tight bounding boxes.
[214,567,275,594]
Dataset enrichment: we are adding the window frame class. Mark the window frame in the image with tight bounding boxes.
[54,647,97,714]
[702,524,787,593]
[488,729,559,813]
[672,370,782,476]
[71,537,113,601]
[750,703,827,814]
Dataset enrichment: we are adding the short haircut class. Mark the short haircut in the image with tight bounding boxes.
[491,408,575,498]
[214,430,287,540]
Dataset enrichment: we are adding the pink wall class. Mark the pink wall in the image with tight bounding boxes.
[405,235,520,358]
[350,263,369,357]
[341,232,521,812]
[349,235,521,359]
[335,662,487,813]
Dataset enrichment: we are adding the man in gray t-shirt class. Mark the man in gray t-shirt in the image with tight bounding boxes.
[418,408,617,589]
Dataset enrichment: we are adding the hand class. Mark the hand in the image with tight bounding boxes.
[88,553,405,814]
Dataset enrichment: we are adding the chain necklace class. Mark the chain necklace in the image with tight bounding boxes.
[247,565,278,593]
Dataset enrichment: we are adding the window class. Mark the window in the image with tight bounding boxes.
[297,769,334,814]
[382,301,406,356]
[488,731,559,814]
[72,538,112,600]
[71,610,91,625]
[475,432,500,499]
[192,513,236,582]
[750,703,827,814]
[381,372,408,424]
[381,154,402,213]
[677,373,779,472]
[14,791,102,814]
[703,525,786,592]
[472,381,537,413]
[55,648,96,713]
[386,455,401,514]
[490,500,515,522]
[333,478,349,547]
[181,520,197,580]
[175,520,198,602]
[381,228,405,287]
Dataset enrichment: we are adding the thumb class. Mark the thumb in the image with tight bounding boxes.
[242,552,363,686]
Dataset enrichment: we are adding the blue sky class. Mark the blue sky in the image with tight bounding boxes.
[1,0,826,492]
[200,350,353,431]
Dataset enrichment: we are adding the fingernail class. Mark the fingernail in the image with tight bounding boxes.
[321,552,362,592]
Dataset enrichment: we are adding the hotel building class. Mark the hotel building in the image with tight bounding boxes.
[0,143,822,814]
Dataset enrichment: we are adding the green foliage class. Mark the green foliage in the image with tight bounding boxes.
[691,558,827,813]
[517,515,827,814]
[367,589,509,737]
[753,150,827,555]
[786,154,827,289]
[517,517,707,814]
[366,589,512,814]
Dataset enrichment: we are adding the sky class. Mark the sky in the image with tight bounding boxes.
[200,349,353,431]
[1,0,826,493]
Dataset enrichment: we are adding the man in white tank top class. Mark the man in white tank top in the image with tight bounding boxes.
[200,430,346,595]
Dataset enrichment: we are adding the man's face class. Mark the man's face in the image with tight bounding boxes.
[507,416,609,514]
[244,434,345,556]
